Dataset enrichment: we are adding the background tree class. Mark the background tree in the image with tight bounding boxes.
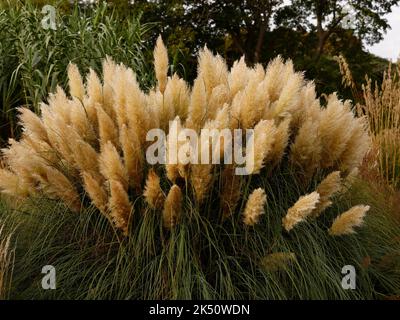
[189,0,283,63]
[276,0,400,61]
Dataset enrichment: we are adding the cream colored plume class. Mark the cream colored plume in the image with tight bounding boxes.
[270,71,303,119]
[165,116,189,182]
[18,108,49,143]
[207,84,229,120]
[163,185,182,229]
[263,56,286,102]
[329,205,370,236]
[109,179,132,235]
[313,171,342,217]
[190,163,213,203]
[228,56,249,99]
[67,63,85,100]
[164,73,190,121]
[189,120,218,202]
[154,35,168,94]
[44,166,81,212]
[290,118,322,179]
[265,118,290,167]
[197,47,228,97]
[239,77,264,129]
[82,171,108,214]
[101,57,118,120]
[99,141,128,190]
[96,105,119,149]
[282,192,320,232]
[84,69,103,127]
[125,78,153,143]
[343,167,359,189]
[66,128,99,176]
[143,169,165,210]
[186,77,207,131]
[0,169,30,197]
[246,119,277,174]
[50,86,72,124]
[338,117,370,172]
[69,98,96,143]
[243,188,267,226]
[292,82,320,128]
[120,124,142,192]
[318,95,354,168]
[112,66,129,129]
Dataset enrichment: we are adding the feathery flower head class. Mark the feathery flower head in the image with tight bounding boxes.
[154,35,168,94]
[282,192,320,232]
[329,205,370,236]
[243,188,267,226]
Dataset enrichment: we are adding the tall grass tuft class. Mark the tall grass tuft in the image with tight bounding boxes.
[1,38,399,299]
[358,64,400,189]
[0,38,371,234]
[0,218,14,300]
[336,54,400,190]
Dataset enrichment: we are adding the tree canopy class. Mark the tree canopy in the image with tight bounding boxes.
[2,0,398,97]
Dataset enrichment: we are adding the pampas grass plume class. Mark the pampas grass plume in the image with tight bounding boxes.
[44,166,81,212]
[329,205,370,236]
[163,184,182,229]
[82,171,108,214]
[99,141,128,190]
[313,171,342,217]
[109,179,132,235]
[246,120,277,174]
[144,169,165,210]
[120,124,142,192]
[67,63,85,100]
[154,35,168,94]
[96,105,119,149]
[282,192,320,232]
[243,188,267,226]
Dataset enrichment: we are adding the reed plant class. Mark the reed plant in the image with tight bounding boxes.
[0,218,14,300]
[358,64,400,189]
[336,54,400,190]
[0,1,152,143]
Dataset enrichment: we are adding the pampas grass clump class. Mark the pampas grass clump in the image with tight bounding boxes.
[0,36,370,236]
[1,37,391,300]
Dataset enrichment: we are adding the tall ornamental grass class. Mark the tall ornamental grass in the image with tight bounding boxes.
[359,64,400,189]
[0,219,14,300]
[0,38,399,299]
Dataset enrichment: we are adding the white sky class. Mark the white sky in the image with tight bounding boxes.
[367,5,400,61]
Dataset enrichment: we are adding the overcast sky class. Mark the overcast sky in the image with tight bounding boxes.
[367,5,400,61]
